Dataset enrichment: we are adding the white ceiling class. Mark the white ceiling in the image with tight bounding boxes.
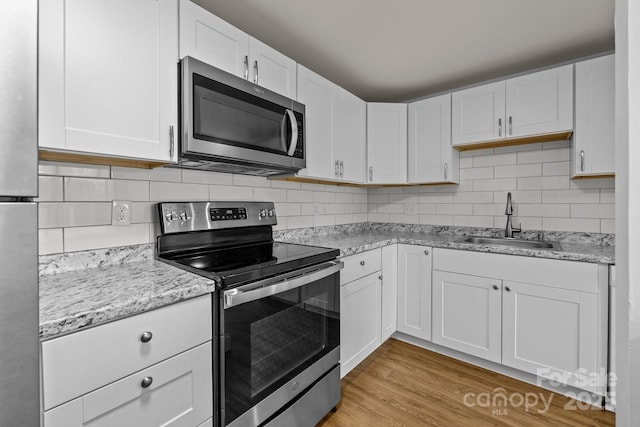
[193,0,614,102]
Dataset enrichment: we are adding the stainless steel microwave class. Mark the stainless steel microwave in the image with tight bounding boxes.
[177,56,305,176]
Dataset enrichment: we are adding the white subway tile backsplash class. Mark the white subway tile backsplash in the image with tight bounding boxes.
[38,228,63,255]
[369,194,390,204]
[436,203,473,215]
[378,204,405,214]
[210,185,253,200]
[314,191,335,203]
[64,178,112,201]
[494,190,542,204]
[286,189,314,203]
[473,178,517,192]
[517,176,570,190]
[314,215,335,226]
[419,214,453,225]
[518,203,570,217]
[543,217,601,233]
[270,179,301,189]
[64,223,150,252]
[182,169,233,185]
[419,193,454,204]
[571,203,615,219]
[452,192,493,204]
[389,214,419,224]
[286,215,314,229]
[454,215,494,227]
[417,203,436,214]
[518,148,570,164]
[131,202,155,224]
[368,213,390,223]
[36,176,63,202]
[570,177,615,190]
[232,174,271,188]
[39,161,110,178]
[460,167,494,180]
[542,189,600,204]
[473,152,517,167]
[601,219,615,234]
[459,157,473,168]
[494,163,542,178]
[542,161,570,176]
[542,140,570,149]
[39,202,111,228]
[150,181,209,201]
[600,189,615,204]
[273,202,301,217]
[253,188,287,202]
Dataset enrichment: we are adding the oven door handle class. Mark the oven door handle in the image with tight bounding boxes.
[223,261,343,309]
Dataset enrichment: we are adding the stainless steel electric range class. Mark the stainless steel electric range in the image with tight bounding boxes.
[156,201,342,427]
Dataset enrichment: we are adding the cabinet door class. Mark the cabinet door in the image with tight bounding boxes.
[408,94,459,184]
[505,64,573,137]
[43,342,213,427]
[39,0,178,162]
[249,38,296,98]
[573,54,615,177]
[451,81,505,145]
[381,245,398,341]
[397,245,432,341]
[336,87,367,183]
[502,281,603,394]
[296,65,337,179]
[340,272,381,377]
[179,0,249,78]
[432,271,502,363]
[367,103,408,184]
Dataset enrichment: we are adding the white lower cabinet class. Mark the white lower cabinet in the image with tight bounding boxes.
[340,271,382,376]
[41,296,214,426]
[432,271,502,363]
[43,342,212,427]
[432,248,608,395]
[396,245,432,341]
[340,247,397,377]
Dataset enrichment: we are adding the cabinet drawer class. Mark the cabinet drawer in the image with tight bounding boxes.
[44,342,213,427]
[341,249,382,285]
[42,295,212,410]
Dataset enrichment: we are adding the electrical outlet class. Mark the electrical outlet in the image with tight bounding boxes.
[112,200,131,226]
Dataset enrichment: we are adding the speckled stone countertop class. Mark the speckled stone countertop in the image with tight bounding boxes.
[39,258,215,340]
[40,223,614,340]
[277,228,615,264]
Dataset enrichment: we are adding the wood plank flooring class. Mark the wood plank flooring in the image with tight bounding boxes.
[317,339,614,426]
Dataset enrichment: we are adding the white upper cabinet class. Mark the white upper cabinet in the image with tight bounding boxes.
[179,0,296,98]
[408,94,459,184]
[296,65,338,179]
[367,103,408,184]
[39,0,179,163]
[573,54,615,177]
[296,67,366,183]
[452,65,573,147]
[336,88,367,183]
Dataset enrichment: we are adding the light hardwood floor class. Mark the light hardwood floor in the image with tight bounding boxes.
[317,339,614,426]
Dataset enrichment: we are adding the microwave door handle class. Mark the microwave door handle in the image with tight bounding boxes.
[223,261,343,308]
[285,109,298,156]
[280,111,289,153]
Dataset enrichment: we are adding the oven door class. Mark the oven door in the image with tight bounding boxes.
[221,261,342,427]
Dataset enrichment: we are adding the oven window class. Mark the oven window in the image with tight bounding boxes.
[224,273,339,425]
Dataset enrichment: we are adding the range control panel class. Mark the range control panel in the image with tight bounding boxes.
[158,201,277,234]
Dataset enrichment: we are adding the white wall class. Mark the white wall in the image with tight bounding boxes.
[615,0,640,425]
[369,141,615,232]
[36,162,368,254]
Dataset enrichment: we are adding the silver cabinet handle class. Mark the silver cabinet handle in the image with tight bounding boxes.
[140,331,153,343]
[169,125,175,158]
[424,249,429,255]
[580,150,585,172]
[493,285,499,290]
[505,286,511,292]
[378,275,383,280]
[340,160,344,177]
[141,377,153,388]
[253,60,259,83]
[498,118,502,137]
[243,55,249,80]
[335,160,339,176]
[509,116,513,135]
[369,166,373,182]
[360,260,365,266]
[444,163,448,181]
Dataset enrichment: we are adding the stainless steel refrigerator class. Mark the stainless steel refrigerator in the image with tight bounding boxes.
[0,1,40,425]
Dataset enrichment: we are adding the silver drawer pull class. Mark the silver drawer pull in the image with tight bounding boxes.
[505,286,511,292]
[140,331,153,343]
[493,285,499,290]
[141,377,153,388]
[424,250,429,255]
[360,260,365,266]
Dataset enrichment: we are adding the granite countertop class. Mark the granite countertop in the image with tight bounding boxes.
[39,224,614,341]
[278,230,615,264]
[39,258,215,340]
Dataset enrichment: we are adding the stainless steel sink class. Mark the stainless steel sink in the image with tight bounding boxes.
[458,236,562,250]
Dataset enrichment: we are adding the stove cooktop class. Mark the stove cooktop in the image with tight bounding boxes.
[160,241,340,288]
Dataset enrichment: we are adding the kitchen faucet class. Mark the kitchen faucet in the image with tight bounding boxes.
[505,192,521,238]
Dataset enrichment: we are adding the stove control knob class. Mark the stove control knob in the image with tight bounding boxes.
[165,211,178,223]
[179,211,191,222]
[267,209,275,217]
[258,209,267,220]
